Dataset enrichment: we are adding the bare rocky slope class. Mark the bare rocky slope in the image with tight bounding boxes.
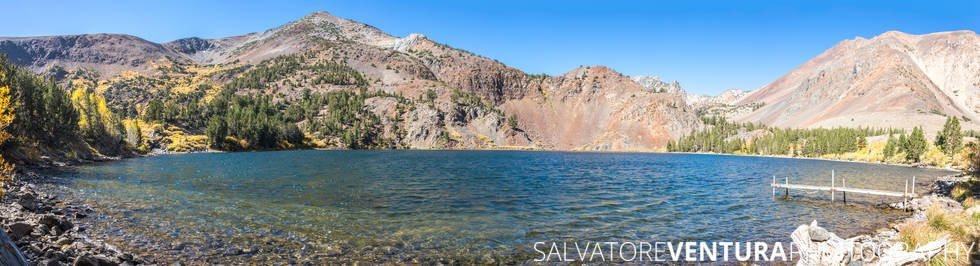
[0,34,186,75]
[734,30,980,132]
[0,11,700,151]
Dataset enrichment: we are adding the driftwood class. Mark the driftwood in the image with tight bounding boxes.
[878,236,949,266]
[0,228,28,266]
[790,220,855,265]
[791,220,950,266]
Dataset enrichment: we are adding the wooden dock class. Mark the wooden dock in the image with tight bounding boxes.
[771,170,917,209]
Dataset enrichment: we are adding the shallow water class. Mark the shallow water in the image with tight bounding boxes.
[44,151,954,263]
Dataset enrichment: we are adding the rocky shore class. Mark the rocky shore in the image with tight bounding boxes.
[791,175,978,265]
[1,170,141,266]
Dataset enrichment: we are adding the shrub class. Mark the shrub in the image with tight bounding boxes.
[923,146,950,167]
[0,84,14,198]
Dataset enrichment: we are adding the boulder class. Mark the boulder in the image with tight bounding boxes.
[41,259,65,266]
[908,195,961,212]
[58,220,74,232]
[39,214,60,228]
[71,255,118,266]
[56,237,73,246]
[38,214,73,234]
[808,224,831,242]
[16,194,38,212]
[7,223,33,240]
[790,221,854,265]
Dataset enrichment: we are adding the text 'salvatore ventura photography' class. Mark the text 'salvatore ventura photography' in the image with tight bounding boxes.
[0,1,978,265]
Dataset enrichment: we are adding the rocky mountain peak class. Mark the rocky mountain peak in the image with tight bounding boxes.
[875,30,914,41]
[631,75,683,93]
[685,88,749,109]
[287,11,395,44]
[564,65,621,78]
[165,37,214,54]
[388,33,428,52]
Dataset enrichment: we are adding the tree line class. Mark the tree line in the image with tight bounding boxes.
[224,54,367,92]
[0,53,138,176]
[669,115,974,166]
[137,53,387,150]
[668,116,904,158]
[0,55,79,148]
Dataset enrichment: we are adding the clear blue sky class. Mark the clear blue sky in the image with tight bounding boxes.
[1,0,977,95]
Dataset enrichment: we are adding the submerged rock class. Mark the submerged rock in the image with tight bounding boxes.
[1,171,140,265]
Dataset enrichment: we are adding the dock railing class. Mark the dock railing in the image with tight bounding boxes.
[771,170,917,210]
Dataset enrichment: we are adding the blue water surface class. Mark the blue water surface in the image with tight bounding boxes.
[45,151,954,263]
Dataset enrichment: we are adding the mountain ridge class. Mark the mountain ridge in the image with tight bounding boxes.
[733,29,980,132]
[0,11,700,151]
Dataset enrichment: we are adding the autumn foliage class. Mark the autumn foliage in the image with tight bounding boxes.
[0,84,15,197]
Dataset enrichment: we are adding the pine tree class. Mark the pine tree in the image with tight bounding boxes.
[935,116,962,157]
[0,54,79,146]
[143,99,164,122]
[206,116,227,149]
[883,133,897,159]
[904,127,927,163]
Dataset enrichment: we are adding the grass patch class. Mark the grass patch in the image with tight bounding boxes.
[925,206,974,240]
[898,221,946,252]
[897,175,980,265]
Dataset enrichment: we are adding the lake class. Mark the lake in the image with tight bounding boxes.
[43,150,955,264]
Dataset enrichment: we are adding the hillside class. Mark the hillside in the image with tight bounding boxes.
[0,34,186,76]
[734,30,980,132]
[0,11,700,152]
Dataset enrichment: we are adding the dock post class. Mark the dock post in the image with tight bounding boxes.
[904,179,909,212]
[911,176,916,196]
[842,177,847,204]
[831,170,835,202]
[772,176,776,198]
[784,176,789,199]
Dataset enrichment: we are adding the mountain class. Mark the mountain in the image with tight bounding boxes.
[631,75,684,93]
[506,67,699,150]
[685,88,749,109]
[630,74,752,119]
[0,11,700,151]
[734,30,980,132]
[0,34,186,75]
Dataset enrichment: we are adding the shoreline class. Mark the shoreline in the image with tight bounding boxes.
[790,173,974,264]
[669,151,961,171]
[1,169,142,265]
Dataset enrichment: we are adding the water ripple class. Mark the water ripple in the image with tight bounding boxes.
[43,151,954,263]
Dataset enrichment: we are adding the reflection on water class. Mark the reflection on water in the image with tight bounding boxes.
[45,151,954,263]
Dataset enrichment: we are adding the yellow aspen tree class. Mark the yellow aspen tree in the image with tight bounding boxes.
[0,84,16,197]
[71,88,93,132]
